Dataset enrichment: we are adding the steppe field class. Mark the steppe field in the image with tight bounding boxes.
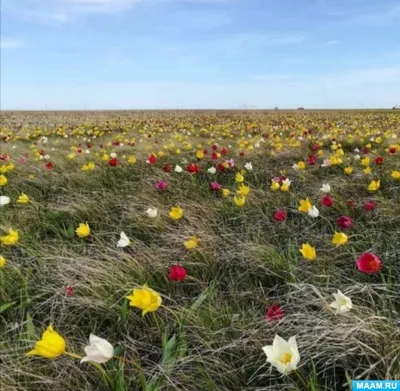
[1,110,399,391]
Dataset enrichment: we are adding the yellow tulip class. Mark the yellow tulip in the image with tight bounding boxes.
[235,172,244,183]
[344,167,353,175]
[126,285,162,316]
[184,236,199,250]
[128,155,136,164]
[368,180,380,192]
[280,183,290,192]
[300,243,316,261]
[0,228,19,246]
[0,175,7,186]
[221,188,231,197]
[169,206,183,220]
[391,170,400,180]
[196,150,204,159]
[75,222,90,238]
[26,325,66,359]
[0,255,6,268]
[270,180,280,190]
[331,232,349,246]
[363,167,372,174]
[17,193,30,204]
[237,183,250,196]
[233,195,246,207]
[361,157,370,167]
[298,198,312,213]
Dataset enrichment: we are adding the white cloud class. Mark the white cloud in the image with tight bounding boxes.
[0,37,25,49]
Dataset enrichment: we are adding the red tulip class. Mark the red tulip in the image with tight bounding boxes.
[163,164,172,173]
[0,154,8,161]
[148,153,157,165]
[109,158,118,167]
[216,163,225,172]
[45,162,54,170]
[375,156,383,165]
[265,304,284,322]
[356,252,382,273]
[169,264,187,281]
[362,147,369,154]
[155,180,168,191]
[221,148,227,156]
[336,216,353,229]
[65,286,74,297]
[321,195,334,207]
[187,163,200,174]
[273,209,287,222]
[212,144,218,151]
[389,147,397,154]
[211,152,219,160]
[239,151,245,157]
[308,155,317,165]
[364,200,377,211]
[210,181,221,191]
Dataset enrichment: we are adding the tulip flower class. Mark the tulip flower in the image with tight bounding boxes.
[155,180,168,191]
[207,167,217,174]
[187,163,200,174]
[262,335,300,375]
[75,223,90,238]
[364,200,377,211]
[221,188,231,197]
[320,184,331,193]
[375,156,383,165]
[26,325,66,359]
[237,183,250,196]
[331,232,348,246]
[292,161,305,170]
[233,195,246,207]
[321,195,334,207]
[169,206,183,220]
[344,167,353,175]
[265,304,284,322]
[117,232,131,248]
[308,206,320,218]
[273,209,287,222]
[392,170,400,180]
[146,208,158,218]
[168,264,187,281]
[126,285,162,316]
[184,236,199,250]
[0,228,19,246]
[0,255,6,268]
[81,334,114,364]
[0,175,8,186]
[17,193,30,204]
[356,252,382,273]
[300,243,316,261]
[298,198,312,213]
[270,180,280,190]
[368,180,380,192]
[174,165,183,173]
[210,182,221,191]
[128,155,137,164]
[235,172,244,183]
[65,286,74,297]
[0,195,11,206]
[329,290,352,314]
[336,216,353,229]
[244,162,253,171]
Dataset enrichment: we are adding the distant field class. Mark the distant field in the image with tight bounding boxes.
[1,110,399,391]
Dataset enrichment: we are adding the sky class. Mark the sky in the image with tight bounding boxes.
[1,0,399,110]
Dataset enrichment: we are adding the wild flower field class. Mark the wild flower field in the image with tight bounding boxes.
[0,110,399,391]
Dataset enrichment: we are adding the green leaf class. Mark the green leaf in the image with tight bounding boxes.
[25,313,37,341]
[0,301,16,314]
[121,299,129,322]
[115,362,125,391]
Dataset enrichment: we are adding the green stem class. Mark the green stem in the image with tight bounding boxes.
[64,351,82,360]
[294,369,308,390]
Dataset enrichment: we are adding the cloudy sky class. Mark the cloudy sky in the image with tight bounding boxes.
[1,0,399,109]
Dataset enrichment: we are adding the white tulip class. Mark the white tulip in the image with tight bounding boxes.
[207,167,217,174]
[174,165,183,173]
[292,163,299,170]
[354,155,361,160]
[354,148,360,153]
[244,162,253,171]
[110,152,117,159]
[282,178,292,186]
[320,183,331,193]
[262,335,300,375]
[0,196,11,206]
[308,206,320,218]
[146,208,158,218]
[81,334,114,364]
[321,159,332,167]
[44,154,50,160]
[329,290,352,314]
[117,231,131,248]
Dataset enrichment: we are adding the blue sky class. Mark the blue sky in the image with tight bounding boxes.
[1,0,399,109]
